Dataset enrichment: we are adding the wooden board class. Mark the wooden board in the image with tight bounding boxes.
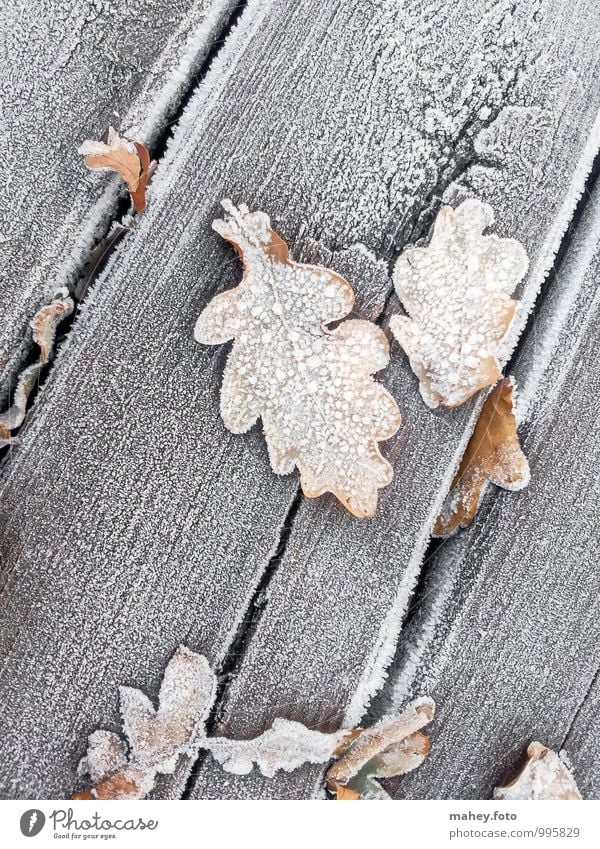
[563,669,600,800]
[373,180,600,800]
[0,0,238,400]
[187,0,600,799]
[0,0,599,801]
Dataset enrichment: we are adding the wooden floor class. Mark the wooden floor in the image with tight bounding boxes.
[1,0,599,800]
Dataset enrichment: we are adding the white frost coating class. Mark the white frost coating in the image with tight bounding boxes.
[195,201,401,518]
[79,127,138,162]
[515,180,600,424]
[494,743,582,800]
[77,731,128,785]
[390,199,528,408]
[342,404,480,730]
[120,645,216,768]
[142,1,273,207]
[208,718,347,777]
[123,0,242,146]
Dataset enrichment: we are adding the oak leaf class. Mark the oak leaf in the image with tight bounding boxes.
[195,201,401,518]
[434,377,529,537]
[74,648,434,800]
[390,199,528,408]
[494,743,582,800]
[79,127,152,213]
[75,646,217,800]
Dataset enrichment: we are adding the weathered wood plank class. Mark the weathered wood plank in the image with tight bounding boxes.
[0,0,239,400]
[188,0,600,800]
[373,180,600,799]
[0,0,599,802]
[563,669,600,800]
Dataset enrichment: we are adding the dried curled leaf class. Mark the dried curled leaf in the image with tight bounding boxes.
[434,377,530,536]
[195,201,401,518]
[494,743,582,800]
[0,291,73,446]
[79,127,152,213]
[328,781,361,800]
[390,199,528,408]
[30,292,74,364]
[75,648,433,800]
[326,697,435,799]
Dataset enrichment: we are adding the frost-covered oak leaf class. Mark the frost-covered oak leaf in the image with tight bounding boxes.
[79,127,152,213]
[434,377,529,537]
[195,200,401,518]
[390,199,528,408]
[74,646,217,800]
[74,648,434,800]
[494,743,582,800]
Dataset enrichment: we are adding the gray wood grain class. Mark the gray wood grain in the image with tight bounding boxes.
[563,669,600,800]
[373,180,600,800]
[186,0,600,799]
[0,0,239,400]
[0,0,599,801]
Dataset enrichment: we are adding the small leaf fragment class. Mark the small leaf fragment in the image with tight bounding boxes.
[30,291,74,364]
[77,730,128,785]
[0,291,73,446]
[434,377,530,537]
[329,780,360,800]
[120,645,217,767]
[390,199,528,408]
[79,127,152,213]
[195,200,402,518]
[326,697,435,799]
[494,742,582,800]
[75,646,217,800]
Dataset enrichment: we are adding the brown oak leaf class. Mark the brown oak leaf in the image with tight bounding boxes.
[434,377,529,537]
[494,743,582,800]
[79,127,152,213]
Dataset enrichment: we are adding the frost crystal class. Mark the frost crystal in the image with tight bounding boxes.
[195,201,401,518]
[390,199,528,408]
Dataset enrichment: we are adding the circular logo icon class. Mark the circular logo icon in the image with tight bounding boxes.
[20,810,46,837]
